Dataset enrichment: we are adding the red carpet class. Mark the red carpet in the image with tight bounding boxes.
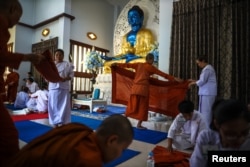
[11,112,48,122]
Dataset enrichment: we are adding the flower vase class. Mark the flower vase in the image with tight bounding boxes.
[90,70,96,85]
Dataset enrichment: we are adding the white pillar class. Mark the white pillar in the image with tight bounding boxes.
[159,0,173,73]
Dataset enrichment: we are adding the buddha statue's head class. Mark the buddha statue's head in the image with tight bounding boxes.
[127,5,144,32]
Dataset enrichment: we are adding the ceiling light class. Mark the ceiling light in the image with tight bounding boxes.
[42,28,50,37]
[87,32,97,40]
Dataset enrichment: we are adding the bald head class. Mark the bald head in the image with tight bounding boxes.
[0,0,18,10]
[0,0,22,28]
[96,114,134,143]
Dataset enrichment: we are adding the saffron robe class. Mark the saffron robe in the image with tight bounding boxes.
[9,123,104,167]
[0,15,63,166]
[5,71,19,102]
[111,66,190,118]
[0,15,24,166]
[114,63,176,121]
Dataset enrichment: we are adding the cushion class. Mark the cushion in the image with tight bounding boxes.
[93,89,100,100]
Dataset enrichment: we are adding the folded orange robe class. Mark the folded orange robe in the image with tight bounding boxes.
[111,66,190,117]
[9,123,104,167]
[152,145,190,167]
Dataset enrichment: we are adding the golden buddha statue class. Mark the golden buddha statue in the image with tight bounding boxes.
[102,5,155,73]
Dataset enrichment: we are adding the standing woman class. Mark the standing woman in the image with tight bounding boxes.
[48,49,74,127]
[189,55,217,128]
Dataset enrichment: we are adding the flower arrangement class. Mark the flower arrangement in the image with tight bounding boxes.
[85,50,103,72]
[150,41,159,66]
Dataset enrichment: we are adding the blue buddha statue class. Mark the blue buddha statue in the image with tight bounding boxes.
[102,5,155,73]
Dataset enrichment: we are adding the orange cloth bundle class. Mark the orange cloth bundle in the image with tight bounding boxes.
[33,50,63,83]
[9,123,103,167]
[152,145,190,167]
[111,66,190,117]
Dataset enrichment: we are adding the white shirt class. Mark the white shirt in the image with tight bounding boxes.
[190,129,250,167]
[30,89,49,111]
[26,82,39,93]
[196,64,217,96]
[49,61,74,90]
[168,110,207,144]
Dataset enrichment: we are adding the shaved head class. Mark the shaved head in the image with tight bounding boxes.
[0,0,22,28]
[96,114,134,143]
[0,0,19,10]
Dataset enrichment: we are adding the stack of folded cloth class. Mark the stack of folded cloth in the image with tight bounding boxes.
[152,145,191,167]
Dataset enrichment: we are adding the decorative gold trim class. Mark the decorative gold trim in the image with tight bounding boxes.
[87,32,97,40]
[42,28,50,37]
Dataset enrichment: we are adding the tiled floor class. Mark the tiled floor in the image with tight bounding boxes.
[18,110,188,167]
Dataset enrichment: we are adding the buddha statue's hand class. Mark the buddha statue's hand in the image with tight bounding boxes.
[100,54,113,61]
[125,53,141,63]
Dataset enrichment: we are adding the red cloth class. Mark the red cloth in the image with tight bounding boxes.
[111,66,190,117]
[11,112,48,122]
[152,145,190,167]
[33,50,63,83]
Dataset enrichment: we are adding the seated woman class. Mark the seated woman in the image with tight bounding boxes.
[190,99,250,167]
[167,100,207,151]
[14,87,30,109]
[26,83,48,113]
[102,5,155,73]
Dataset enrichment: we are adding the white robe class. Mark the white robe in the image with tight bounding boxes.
[48,61,74,125]
[196,64,217,128]
[26,81,39,93]
[14,91,29,108]
[190,129,250,167]
[168,110,207,150]
[27,90,48,112]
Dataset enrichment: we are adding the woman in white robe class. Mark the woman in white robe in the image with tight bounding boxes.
[26,83,49,113]
[167,100,207,151]
[48,49,74,127]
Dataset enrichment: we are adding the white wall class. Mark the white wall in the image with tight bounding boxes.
[19,0,35,24]
[9,0,117,90]
[15,25,35,90]
[158,0,173,73]
[70,0,114,54]
[34,0,65,23]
